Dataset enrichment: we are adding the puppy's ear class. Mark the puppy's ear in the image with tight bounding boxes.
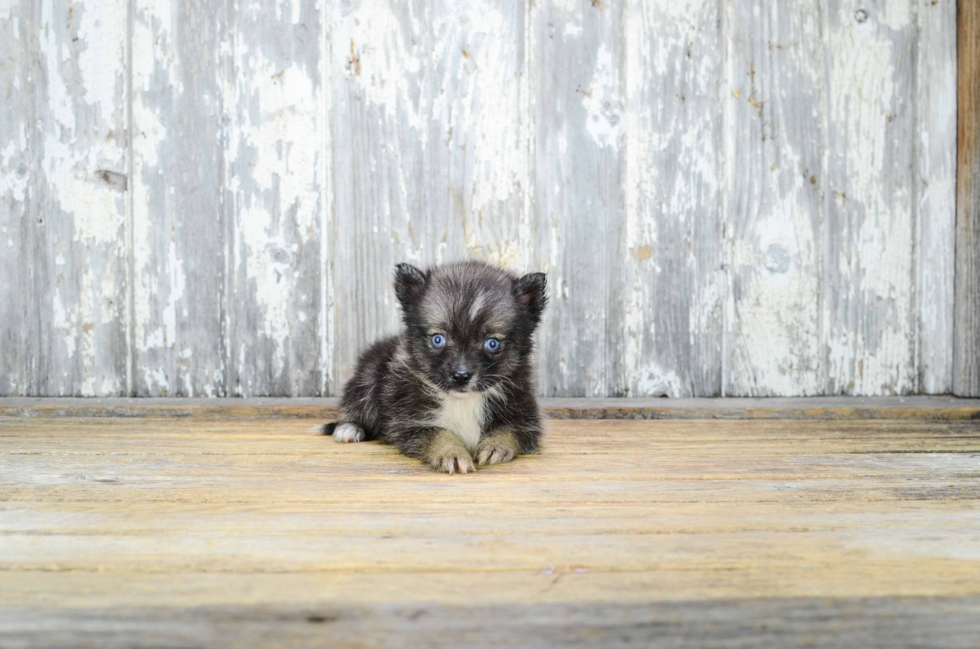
[513,272,548,322]
[394,263,428,308]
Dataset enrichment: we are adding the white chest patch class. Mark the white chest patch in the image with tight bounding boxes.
[433,392,487,453]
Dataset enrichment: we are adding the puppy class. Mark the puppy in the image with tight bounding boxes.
[319,260,547,473]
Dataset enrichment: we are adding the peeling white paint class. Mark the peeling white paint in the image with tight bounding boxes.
[1,0,959,398]
[0,0,16,21]
[75,1,125,120]
[336,0,423,128]
[582,44,622,150]
[636,365,684,398]
[0,141,27,202]
[824,0,915,395]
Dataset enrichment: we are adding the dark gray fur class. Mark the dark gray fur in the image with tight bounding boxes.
[319,261,547,467]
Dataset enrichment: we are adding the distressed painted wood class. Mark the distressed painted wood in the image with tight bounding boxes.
[0,0,34,396]
[224,0,327,397]
[724,0,825,396]
[0,0,964,397]
[531,0,626,397]
[32,0,130,396]
[623,0,724,398]
[916,0,957,394]
[131,0,228,397]
[824,0,916,395]
[330,0,528,389]
[955,0,980,396]
[1,415,979,644]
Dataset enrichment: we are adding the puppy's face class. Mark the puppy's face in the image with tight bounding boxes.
[394,261,547,395]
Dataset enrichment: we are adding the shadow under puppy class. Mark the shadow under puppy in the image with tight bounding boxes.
[319,260,547,473]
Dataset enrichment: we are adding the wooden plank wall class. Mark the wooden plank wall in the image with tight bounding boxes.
[0,0,960,398]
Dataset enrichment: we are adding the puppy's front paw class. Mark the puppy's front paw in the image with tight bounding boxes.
[476,431,520,466]
[426,429,475,474]
[434,452,475,474]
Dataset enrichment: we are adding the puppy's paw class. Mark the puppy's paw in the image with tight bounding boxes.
[434,452,475,474]
[426,429,475,474]
[332,423,365,443]
[476,431,520,466]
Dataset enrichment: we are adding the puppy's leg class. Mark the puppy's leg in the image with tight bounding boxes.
[424,429,475,474]
[475,430,522,466]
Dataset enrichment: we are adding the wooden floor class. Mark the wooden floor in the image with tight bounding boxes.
[2,411,980,647]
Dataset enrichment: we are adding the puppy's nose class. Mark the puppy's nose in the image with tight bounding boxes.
[452,370,472,386]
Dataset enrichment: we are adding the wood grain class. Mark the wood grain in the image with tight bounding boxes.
[0,0,34,396]
[131,0,228,397]
[955,0,980,396]
[725,0,825,396]
[916,0,957,394]
[33,0,130,396]
[224,0,327,397]
[624,0,724,398]
[531,0,626,397]
[2,597,979,648]
[824,0,916,395]
[1,415,979,645]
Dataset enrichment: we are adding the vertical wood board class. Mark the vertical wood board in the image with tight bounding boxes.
[915,0,956,394]
[823,0,916,395]
[724,0,825,396]
[531,0,626,397]
[954,0,980,395]
[0,1,35,395]
[624,0,724,397]
[224,0,326,397]
[33,0,130,396]
[131,0,227,396]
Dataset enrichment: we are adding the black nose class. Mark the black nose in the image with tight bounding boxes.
[452,370,472,386]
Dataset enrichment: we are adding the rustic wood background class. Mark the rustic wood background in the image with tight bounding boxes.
[0,0,960,398]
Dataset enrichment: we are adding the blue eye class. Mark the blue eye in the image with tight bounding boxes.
[484,338,500,352]
[431,334,446,348]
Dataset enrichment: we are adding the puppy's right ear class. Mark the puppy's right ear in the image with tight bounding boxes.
[394,263,428,308]
[513,272,548,323]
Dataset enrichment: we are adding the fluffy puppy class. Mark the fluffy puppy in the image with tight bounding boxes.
[319,260,547,473]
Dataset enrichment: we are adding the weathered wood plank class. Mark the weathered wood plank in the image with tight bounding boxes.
[955,0,980,396]
[824,0,916,395]
[725,0,825,396]
[131,0,227,396]
[1,415,980,645]
[0,0,34,395]
[3,597,979,649]
[32,0,130,396]
[916,0,957,394]
[224,0,327,396]
[623,0,724,398]
[10,500,979,536]
[422,0,530,270]
[329,0,426,386]
[531,0,626,397]
[330,0,528,388]
[3,396,980,420]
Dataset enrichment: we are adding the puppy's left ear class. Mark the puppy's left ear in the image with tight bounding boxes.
[394,263,429,308]
[513,272,548,323]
